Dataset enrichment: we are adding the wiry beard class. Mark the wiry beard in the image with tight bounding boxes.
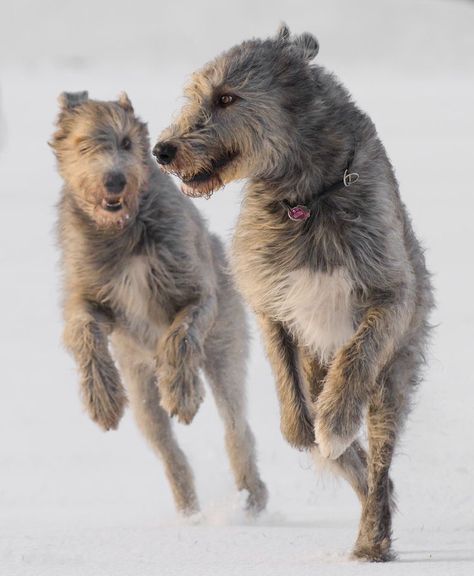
[179,166,227,199]
[159,149,239,199]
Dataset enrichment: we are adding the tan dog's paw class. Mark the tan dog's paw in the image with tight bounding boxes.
[81,366,127,431]
[157,321,205,424]
[158,364,205,425]
[160,322,203,373]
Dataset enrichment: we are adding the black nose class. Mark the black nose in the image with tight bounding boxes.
[104,171,126,194]
[153,141,177,165]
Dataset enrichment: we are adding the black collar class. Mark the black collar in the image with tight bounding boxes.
[281,143,359,222]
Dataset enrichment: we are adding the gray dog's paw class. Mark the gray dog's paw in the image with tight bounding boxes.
[352,540,396,563]
[314,376,362,459]
[314,418,355,460]
[314,394,361,459]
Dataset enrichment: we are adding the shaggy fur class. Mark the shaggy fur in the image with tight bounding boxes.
[51,91,267,515]
[154,25,434,560]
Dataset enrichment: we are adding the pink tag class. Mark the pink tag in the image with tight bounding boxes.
[287,205,311,222]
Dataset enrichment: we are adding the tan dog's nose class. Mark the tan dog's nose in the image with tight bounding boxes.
[104,171,126,194]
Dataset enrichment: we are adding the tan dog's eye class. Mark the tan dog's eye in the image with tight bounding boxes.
[120,136,132,151]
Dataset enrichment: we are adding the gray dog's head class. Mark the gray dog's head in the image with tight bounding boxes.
[153,25,319,198]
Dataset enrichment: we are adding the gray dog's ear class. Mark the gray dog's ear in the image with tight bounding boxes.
[276,23,290,42]
[58,91,89,110]
[117,91,134,112]
[293,32,319,61]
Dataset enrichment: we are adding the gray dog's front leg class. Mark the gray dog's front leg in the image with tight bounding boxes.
[157,294,218,424]
[257,314,314,449]
[315,298,413,459]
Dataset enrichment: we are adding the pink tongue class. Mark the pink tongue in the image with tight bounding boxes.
[288,205,311,221]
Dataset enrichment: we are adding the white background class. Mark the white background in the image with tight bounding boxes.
[1,1,473,574]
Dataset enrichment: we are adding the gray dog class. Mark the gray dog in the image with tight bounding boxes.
[154,26,433,560]
[51,91,267,515]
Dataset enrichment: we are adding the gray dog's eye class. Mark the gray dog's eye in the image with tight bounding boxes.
[218,94,237,108]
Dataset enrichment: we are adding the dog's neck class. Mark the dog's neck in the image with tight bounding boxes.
[251,68,366,205]
[252,131,358,206]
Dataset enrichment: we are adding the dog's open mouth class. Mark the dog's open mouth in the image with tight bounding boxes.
[101,197,124,212]
[96,195,132,230]
[180,150,239,198]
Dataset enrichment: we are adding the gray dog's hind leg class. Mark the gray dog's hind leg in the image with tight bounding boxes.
[353,392,397,561]
[204,354,268,515]
[114,338,199,515]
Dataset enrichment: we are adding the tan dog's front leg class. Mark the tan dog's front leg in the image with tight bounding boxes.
[63,299,126,431]
[157,294,217,424]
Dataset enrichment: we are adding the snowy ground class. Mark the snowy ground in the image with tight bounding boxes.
[1,0,474,574]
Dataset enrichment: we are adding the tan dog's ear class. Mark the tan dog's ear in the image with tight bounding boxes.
[51,91,88,150]
[118,91,134,112]
[58,91,89,110]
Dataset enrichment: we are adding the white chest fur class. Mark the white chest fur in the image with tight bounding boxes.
[271,268,355,363]
[103,255,164,346]
[108,256,151,319]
